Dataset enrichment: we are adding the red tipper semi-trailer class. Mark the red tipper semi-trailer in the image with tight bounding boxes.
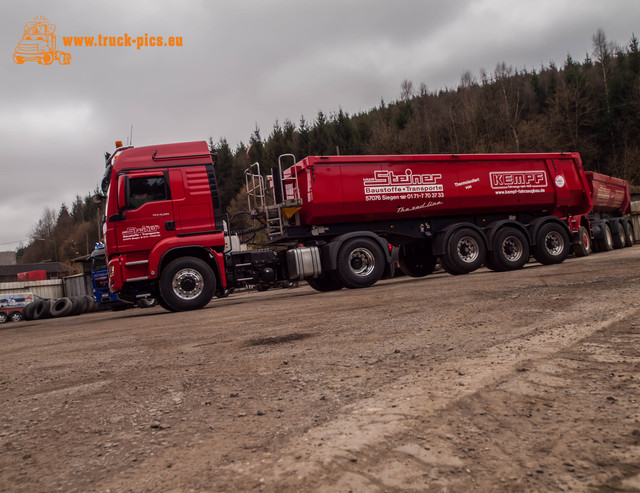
[570,171,635,256]
[98,142,599,312]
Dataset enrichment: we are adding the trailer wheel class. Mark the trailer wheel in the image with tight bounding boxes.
[598,224,614,252]
[160,257,216,311]
[307,273,343,292]
[533,223,570,265]
[9,311,23,322]
[0,312,8,324]
[444,228,486,274]
[22,302,37,321]
[489,227,530,271]
[624,222,635,247]
[613,222,626,249]
[398,244,437,277]
[573,226,592,257]
[335,238,385,288]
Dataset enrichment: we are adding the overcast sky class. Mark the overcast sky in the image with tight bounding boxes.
[1,0,639,251]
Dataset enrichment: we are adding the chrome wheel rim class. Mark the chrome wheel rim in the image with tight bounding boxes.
[544,231,564,256]
[349,248,376,277]
[172,268,204,300]
[502,236,523,262]
[457,237,479,263]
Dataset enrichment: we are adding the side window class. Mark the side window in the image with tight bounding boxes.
[127,176,167,209]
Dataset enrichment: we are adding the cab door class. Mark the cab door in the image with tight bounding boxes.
[112,170,175,254]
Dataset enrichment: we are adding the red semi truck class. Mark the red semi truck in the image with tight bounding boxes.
[96,141,629,311]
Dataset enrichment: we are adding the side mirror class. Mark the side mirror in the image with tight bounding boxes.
[117,175,130,210]
[91,194,104,204]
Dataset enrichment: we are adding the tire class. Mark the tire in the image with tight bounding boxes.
[307,274,343,292]
[22,302,38,321]
[334,238,385,289]
[0,312,8,324]
[9,311,23,322]
[158,295,178,312]
[159,257,216,311]
[598,224,614,252]
[572,226,592,257]
[84,295,96,312]
[489,227,530,271]
[533,222,570,265]
[59,53,71,65]
[50,298,73,318]
[624,222,635,247]
[398,244,437,277]
[33,299,52,320]
[444,228,486,274]
[612,222,626,249]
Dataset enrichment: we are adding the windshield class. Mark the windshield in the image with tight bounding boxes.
[92,253,107,272]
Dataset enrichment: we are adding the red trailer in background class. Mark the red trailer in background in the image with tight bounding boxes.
[570,171,635,256]
[16,270,47,282]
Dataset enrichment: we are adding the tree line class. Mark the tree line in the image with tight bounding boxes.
[18,30,640,266]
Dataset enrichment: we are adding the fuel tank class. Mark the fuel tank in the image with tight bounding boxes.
[283,153,593,225]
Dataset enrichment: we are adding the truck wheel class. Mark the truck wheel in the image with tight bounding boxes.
[598,224,614,252]
[398,244,437,277]
[335,238,385,289]
[50,298,73,317]
[159,257,216,311]
[612,222,626,249]
[59,53,71,65]
[33,300,52,320]
[307,273,343,292]
[490,227,530,271]
[157,295,178,312]
[0,312,8,324]
[22,302,37,321]
[444,228,486,274]
[624,222,635,247]
[9,311,23,322]
[533,223,570,265]
[573,226,592,257]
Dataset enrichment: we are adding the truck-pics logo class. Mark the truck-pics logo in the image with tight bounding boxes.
[13,17,71,65]
[364,169,443,195]
[122,225,161,241]
[490,171,547,189]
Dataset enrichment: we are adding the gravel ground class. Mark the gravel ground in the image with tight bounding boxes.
[1,247,640,492]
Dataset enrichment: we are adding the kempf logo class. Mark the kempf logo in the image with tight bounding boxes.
[490,171,547,189]
[13,17,71,65]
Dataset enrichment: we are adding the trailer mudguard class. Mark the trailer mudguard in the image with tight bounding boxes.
[320,232,392,272]
[432,222,485,257]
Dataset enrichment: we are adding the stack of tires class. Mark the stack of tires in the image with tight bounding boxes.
[21,296,97,321]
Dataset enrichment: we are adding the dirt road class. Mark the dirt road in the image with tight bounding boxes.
[2,248,640,492]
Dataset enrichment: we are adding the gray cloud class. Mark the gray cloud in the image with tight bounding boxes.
[1,0,639,249]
